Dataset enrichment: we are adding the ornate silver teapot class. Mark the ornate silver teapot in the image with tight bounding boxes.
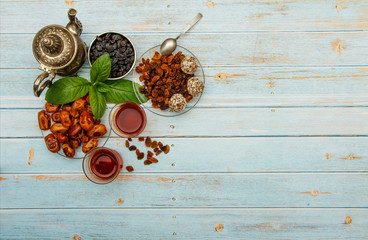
[33,8,87,97]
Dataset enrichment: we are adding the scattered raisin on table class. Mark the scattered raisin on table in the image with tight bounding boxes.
[138,152,145,160]
[125,140,130,148]
[136,149,140,156]
[129,145,136,151]
[151,141,158,149]
[126,166,134,172]
[147,151,153,158]
[144,160,152,165]
[155,150,162,156]
[138,137,145,141]
[128,137,132,142]
[164,145,170,154]
[145,137,152,147]
[148,157,159,163]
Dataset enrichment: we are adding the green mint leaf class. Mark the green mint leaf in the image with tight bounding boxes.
[45,77,89,104]
[90,54,111,83]
[96,82,111,93]
[104,79,149,104]
[89,85,106,120]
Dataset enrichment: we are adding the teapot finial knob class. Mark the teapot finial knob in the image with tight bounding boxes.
[41,34,63,56]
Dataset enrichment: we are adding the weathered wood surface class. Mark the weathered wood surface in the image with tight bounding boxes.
[1,0,368,239]
[1,209,367,239]
[1,108,367,137]
[2,33,368,68]
[1,67,368,108]
[1,173,367,208]
[1,137,367,173]
[1,0,368,33]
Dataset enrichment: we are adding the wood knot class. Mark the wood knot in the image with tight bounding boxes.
[345,216,352,224]
[300,190,331,196]
[207,0,215,8]
[331,39,346,55]
[266,81,275,89]
[215,223,224,232]
[215,73,229,81]
[340,154,363,161]
[73,234,81,240]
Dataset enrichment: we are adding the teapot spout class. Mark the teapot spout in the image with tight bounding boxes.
[66,8,83,36]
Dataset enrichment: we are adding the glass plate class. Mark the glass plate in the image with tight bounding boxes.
[40,104,111,159]
[132,45,205,117]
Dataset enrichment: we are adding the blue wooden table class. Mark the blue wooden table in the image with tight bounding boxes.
[1,0,368,239]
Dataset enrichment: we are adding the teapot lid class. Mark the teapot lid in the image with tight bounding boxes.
[33,25,76,69]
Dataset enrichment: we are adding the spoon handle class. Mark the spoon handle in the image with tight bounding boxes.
[176,13,203,40]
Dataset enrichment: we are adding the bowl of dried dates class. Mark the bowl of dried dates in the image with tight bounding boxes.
[133,45,205,117]
[88,31,136,80]
[38,95,111,159]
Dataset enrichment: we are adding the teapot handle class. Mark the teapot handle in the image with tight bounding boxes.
[33,71,55,97]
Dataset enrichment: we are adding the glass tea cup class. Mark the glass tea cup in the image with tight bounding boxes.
[109,101,147,138]
[82,147,123,184]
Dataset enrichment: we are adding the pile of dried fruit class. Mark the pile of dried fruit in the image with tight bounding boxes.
[124,137,171,171]
[135,51,194,110]
[38,96,107,158]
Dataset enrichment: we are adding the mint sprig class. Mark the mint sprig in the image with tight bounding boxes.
[45,54,147,120]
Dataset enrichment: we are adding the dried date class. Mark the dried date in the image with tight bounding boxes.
[87,124,107,138]
[45,103,60,113]
[62,143,75,158]
[44,134,60,153]
[82,138,99,153]
[38,110,51,130]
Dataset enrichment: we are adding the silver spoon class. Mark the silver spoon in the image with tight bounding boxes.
[160,13,203,56]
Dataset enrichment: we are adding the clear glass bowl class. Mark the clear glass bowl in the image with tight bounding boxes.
[40,104,111,159]
[132,45,205,117]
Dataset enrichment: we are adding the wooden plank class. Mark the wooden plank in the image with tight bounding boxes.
[1,32,368,68]
[1,0,368,33]
[1,108,367,138]
[1,173,367,208]
[1,67,368,108]
[1,209,367,239]
[1,137,367,174]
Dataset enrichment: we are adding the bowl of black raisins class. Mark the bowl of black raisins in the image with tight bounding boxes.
[88,32,136,80]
